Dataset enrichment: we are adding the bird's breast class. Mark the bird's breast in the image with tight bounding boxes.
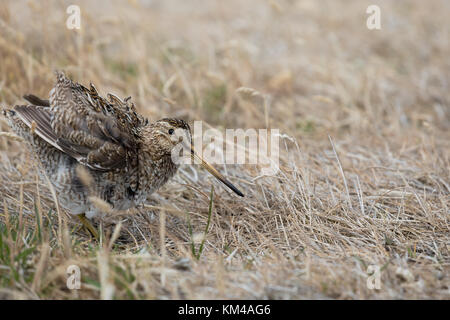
[136,154,178,198]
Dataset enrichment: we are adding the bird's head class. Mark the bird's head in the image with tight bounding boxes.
[146,118,192,151]
[142,118,244,197]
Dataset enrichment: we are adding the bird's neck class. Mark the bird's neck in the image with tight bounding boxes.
[138,151,178,195]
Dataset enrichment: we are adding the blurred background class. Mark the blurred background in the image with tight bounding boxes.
[0,0,448,299]
[1,0,448,136]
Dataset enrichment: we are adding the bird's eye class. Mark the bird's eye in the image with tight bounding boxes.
[168,128,174,135]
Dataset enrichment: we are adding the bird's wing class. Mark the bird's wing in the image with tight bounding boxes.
[16,71,145,171]
[14,104,83,161]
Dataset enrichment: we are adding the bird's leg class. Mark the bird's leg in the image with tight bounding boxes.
[77,213,99,239]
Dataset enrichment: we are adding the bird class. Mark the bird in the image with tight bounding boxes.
[3,71,244,238]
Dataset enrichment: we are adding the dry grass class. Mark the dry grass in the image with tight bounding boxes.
[0,0,449,299]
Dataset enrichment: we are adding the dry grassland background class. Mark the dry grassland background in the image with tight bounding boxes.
[0,0,448,299]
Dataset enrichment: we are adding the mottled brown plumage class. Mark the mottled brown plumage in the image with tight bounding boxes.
[3,72,243,230]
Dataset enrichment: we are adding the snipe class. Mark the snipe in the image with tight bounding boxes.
[3,71,243,237]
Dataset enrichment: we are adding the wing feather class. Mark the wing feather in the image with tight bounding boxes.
[14,105,85,161]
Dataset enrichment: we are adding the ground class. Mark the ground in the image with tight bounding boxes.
[0,0,448,299]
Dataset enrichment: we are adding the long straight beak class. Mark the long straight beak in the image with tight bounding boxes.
[190,146,244,197]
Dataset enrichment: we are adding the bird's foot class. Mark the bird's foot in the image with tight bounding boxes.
[77,213,99,240]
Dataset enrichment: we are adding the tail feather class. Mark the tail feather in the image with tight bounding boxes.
[1,106,13,117]
[2,106,30,140]
[23,94,50,107]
